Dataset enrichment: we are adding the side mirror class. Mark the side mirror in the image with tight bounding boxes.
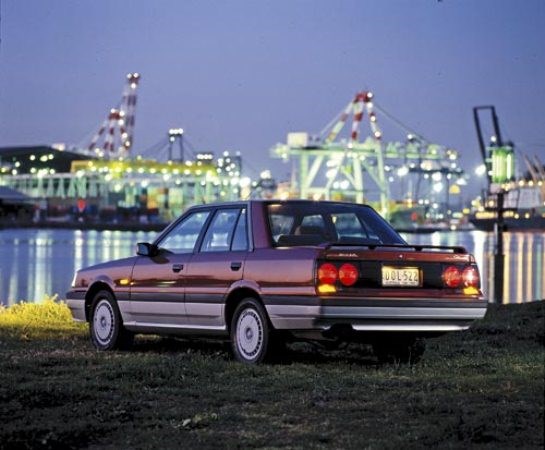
[136,242,158,257]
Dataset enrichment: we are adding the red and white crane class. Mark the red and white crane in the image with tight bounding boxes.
[323,91,382,145]
[87,73,141,158]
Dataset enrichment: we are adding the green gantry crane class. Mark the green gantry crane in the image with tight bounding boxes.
[271,91,465,218]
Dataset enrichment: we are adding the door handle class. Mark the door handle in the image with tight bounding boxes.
[230,262,242,271]
[172,263,184,273]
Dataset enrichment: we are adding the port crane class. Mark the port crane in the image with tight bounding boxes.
[470,106,545,236]
[473,105,516,186]
[86,73,141,158]
[272,91,466,218]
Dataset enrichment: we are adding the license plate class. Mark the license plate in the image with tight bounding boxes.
[381,266,420,287]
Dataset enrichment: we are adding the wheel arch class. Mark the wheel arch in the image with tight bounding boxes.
[84,282,115,321]
[224,287,268,333]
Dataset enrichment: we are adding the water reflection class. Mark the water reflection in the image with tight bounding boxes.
[0,229,156,306]
[404,231,545,303]
[0,229,543,306]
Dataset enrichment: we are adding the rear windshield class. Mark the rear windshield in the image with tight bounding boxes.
[267,202,405,247]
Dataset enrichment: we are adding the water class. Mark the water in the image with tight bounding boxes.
[0,228,543,306]
[0,229,157,305]
[402,230,545,304]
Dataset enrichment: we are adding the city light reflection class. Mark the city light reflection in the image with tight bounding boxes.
[0,229,156,306]
[0,229,542,306]
[402,230,545,304]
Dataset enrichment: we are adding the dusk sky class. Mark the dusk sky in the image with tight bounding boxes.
[1,0,544,198]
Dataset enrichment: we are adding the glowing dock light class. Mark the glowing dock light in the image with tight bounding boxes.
[169,128,184,137]
[475,164,487,176]
[397,166,409,177]
[433,182,444,193]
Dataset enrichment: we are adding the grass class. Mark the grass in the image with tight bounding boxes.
[0,299,543,449]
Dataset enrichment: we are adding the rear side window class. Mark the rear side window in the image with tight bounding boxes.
[201,208,248,252]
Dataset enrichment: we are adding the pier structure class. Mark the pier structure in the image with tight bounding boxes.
[0,145,243,221]
[271,91,466,219]
[1,76,470,225]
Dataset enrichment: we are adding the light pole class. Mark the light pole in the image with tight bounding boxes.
[168,128,184,162]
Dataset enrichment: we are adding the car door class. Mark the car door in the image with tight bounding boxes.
[184,207,249,328]
[129,209,211,327]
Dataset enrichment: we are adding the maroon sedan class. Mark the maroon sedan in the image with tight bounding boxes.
[67,200,487,363]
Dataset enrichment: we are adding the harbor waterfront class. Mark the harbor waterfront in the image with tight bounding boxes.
[0,228,543,306]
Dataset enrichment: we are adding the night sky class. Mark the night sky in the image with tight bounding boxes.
[1,0,544,199]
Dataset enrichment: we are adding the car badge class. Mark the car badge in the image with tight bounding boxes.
[343,253,358,258]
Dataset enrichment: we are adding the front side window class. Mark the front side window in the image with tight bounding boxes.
[158,210,210,254]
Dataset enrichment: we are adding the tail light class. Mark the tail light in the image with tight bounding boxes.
[338,263,358,286]
[318,263,338,285]
[462,266,479,288]
[442,266,462,288]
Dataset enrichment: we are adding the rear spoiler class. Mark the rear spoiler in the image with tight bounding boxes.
[325,242,468,254]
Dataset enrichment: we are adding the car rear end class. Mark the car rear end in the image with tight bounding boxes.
[262,200,487,351]
[314,244,487,334]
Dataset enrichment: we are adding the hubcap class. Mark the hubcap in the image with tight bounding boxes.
[93,300,114,344]
[236,308,263,359]
[245,327,254,340]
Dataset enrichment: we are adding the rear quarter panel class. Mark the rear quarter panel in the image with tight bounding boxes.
[244,247,318,296]
[244,247,321,328]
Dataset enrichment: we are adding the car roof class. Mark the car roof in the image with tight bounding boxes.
[187,199,374,209]
[261,199,373,208]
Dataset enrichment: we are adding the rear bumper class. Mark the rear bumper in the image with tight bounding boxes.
[264,296,488,332]
[316,304,486,331]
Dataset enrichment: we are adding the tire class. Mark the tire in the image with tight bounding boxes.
[90,290,133,351]
[373,335,425,364]
[230,298,273,364]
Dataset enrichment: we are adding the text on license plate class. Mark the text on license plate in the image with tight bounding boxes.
[381,266,420,287]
